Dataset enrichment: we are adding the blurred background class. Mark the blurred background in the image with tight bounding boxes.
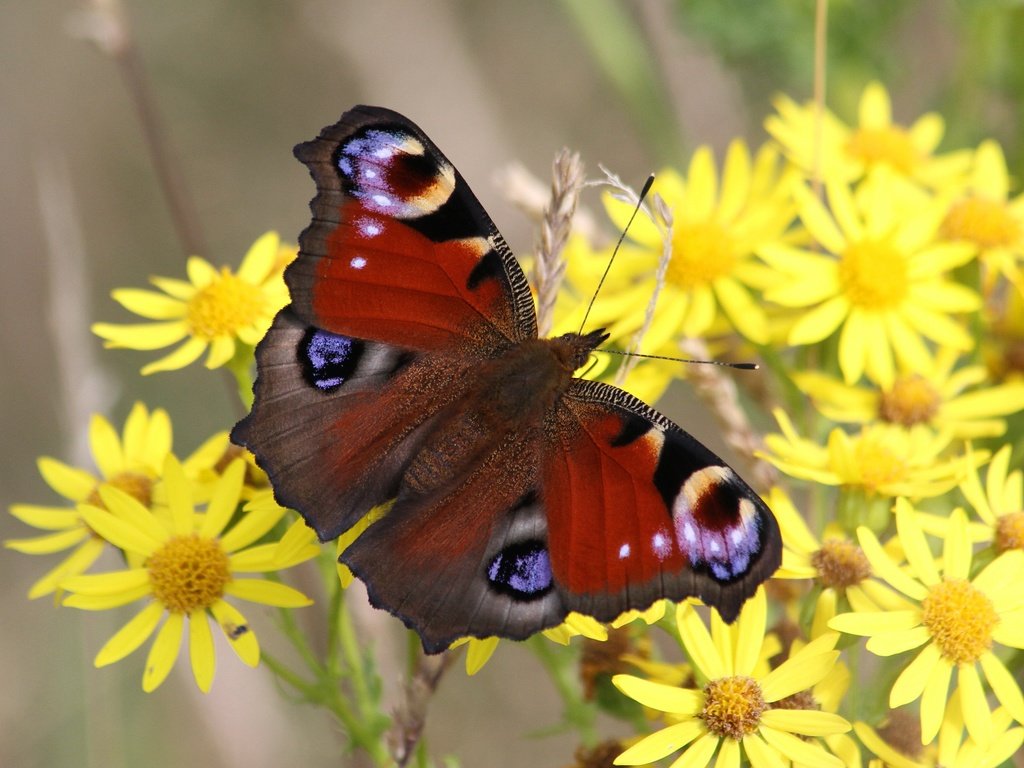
[3,1,1023,766]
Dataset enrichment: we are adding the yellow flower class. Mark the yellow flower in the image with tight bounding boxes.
[793,347,1024,438]
[6,403,172,598]
[612,589,850,767]
[936,692,1024,768]
[766,81,971,188]
[61,456,317,692]
[760,172,979,387]
[584,141,795,346]
[769,487,912,613]
[92,232,293,374]
[761,409,974,501]
[854,710,937,768]
[941,139,1024,292]
[830,501,1024,746]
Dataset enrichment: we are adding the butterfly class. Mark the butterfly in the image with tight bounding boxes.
[232,105,781,654]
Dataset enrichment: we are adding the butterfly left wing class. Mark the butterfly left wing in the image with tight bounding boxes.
[543,379,781,624]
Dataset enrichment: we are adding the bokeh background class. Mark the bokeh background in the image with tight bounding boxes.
[4,1,1023,766]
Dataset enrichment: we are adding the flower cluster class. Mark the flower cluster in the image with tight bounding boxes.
[557,82,1024,766]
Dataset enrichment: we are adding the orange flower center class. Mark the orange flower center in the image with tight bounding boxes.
[87,472,154,509]
[811,539,872,589]
[148,534,231,613]
[921,578,997,664]
[839,239,909,310]
[942,197,1021,249]
[845,126,920,174]
[995,511,1024,553]
[701,676,766,739]
[669,221,737,289]
[186,269,265,340]
[878,375,941,427]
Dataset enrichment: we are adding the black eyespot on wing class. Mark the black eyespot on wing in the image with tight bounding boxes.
[299,327,364,392]
[486,540,553,600]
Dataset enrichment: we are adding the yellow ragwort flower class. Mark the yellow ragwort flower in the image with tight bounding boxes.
[830,500,1024,746]
[61,456,318,692]
[7,403,172,598]
[942,139,1024,292]
[761,409,974,501]
[92,231,293,374]
[793,347,1024,439]
[760,172,979,387]
[612,589,850,767]
[766,81,971,189]
[586,141,795,346]
[769,487,912,613]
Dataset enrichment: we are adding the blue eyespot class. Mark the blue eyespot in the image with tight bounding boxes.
[487,541,552,599]
[300,327,363,392]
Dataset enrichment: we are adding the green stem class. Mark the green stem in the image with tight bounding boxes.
[528,636,597,745]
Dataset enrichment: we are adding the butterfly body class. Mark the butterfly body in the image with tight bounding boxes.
[233,106,781,653]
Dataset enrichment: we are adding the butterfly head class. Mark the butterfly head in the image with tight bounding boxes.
[549,328,610,373]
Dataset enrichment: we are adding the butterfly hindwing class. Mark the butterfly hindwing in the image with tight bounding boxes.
[545,379,781,623]
[288,105,536,352]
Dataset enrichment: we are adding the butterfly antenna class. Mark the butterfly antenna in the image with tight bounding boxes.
[599,348,759,370]
[578,174,656,336]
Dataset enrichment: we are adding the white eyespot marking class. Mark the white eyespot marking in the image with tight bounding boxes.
[363,168,378,179]
[373,146,395,159]
[350,256,367,270]
[357,219,382,238]
[618,543,631,560]
[651,530,671,560]
[338,157,353,176]
[682,522,697,544]
[371,194,392,208]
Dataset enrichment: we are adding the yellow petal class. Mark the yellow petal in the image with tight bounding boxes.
[38,457,95,501]
[95,602,164,666]
[676,602,724,679]
[733,588,766,675]
[895,499,941,587]
[25,537,105,599]
[199,459,245,539]
[980,651,1024,723]
[741,732,786,768]
[64,582,151,610]
[223,579,312,607]
[81,504,162,556]
[958,662,992,746]
[464,637,499,676]
[759,708,850,736]
[186,256,217,288]
[237,231,280,284]
[92,320,189,350]
[787,296,849,345]
[758,725,844,767]
[143,612,184,692]
[111,289,187,320]
[204,336,236,369]
[140,337,207,375]
[613,720,705,765]
[942,509,972,580]
[919,656,952,743]
[188,611,216,692]
[163,455,194,536]
[210,599,260,667]
[857,526,929,601]
[611,675,703,714]
[63,568,149,595]
[865,625,931,656]
[5,527,89,555]
[890,642,941,707]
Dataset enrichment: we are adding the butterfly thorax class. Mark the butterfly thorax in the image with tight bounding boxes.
[398,330,608,499]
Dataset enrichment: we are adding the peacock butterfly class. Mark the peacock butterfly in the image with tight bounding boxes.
[231,105,781,654]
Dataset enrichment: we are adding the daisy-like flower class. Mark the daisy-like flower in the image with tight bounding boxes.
[761,410,976,510]
[766,81,971,188]
[760,172,979,387]
[92,231,293,374]
[7,403,172,598]
[829,500,1024,746]
[793,347,1024,439]
[585,141,795,346]
[941,139,1024,292]
[61,456,317,692]
[612,589,850,768]
[769,487,911,613]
